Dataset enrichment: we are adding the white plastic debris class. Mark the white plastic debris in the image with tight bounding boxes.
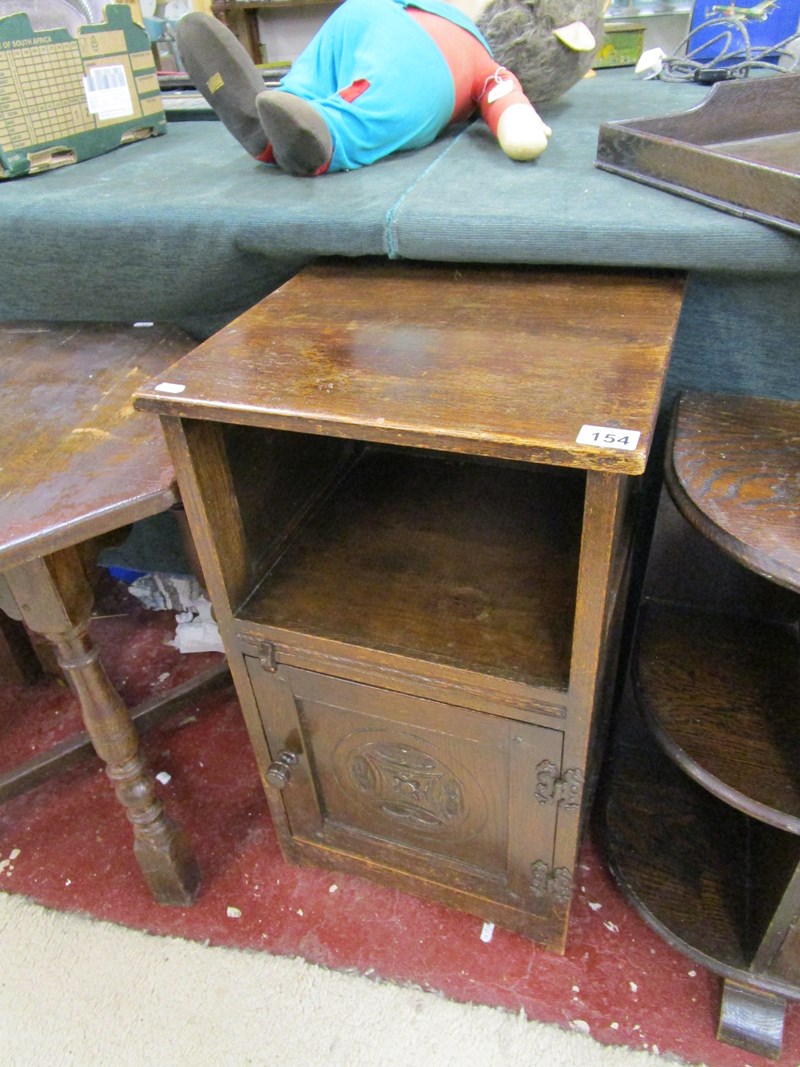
[128,573,205,611]
[171,596,225,654]
[1,847,21,876]
[635,47,667,79]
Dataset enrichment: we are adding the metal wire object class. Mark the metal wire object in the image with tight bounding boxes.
[659,2,800,81]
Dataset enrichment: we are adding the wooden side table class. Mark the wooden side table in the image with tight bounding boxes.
[605,391,800,1058]
[136,259,683,948]
[0,321,227,906]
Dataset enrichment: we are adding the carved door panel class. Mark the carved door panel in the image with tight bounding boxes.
[245,658,566,911]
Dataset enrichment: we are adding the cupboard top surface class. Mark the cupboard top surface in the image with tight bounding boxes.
[135,260,684,475]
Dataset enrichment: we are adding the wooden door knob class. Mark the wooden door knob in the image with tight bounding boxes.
[266,751,298,789]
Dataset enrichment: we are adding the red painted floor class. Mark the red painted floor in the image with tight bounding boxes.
[1,586,798,1067]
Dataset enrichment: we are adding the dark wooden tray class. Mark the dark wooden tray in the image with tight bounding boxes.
[595,74,800,235]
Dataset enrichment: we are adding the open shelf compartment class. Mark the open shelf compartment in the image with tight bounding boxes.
[633,600,800,832]
[234,435,584,695]
[606,721,800,997]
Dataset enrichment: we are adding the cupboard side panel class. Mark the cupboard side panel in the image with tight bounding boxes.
[558,471,630,876]
[160,416,251,615]
[159,416,282,820]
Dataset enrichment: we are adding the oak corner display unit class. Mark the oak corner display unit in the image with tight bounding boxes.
[135,258,683,952]
[606,391,800,1059]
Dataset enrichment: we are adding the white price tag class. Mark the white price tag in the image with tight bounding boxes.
[487,79,514,104]
[576,424,640,451]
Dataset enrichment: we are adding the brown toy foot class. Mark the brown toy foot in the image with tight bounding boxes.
[256,90,333,176]
[176,12,267,156]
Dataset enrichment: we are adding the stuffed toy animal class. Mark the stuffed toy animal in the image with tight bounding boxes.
[176,0,555,175]
[477,0,606,106]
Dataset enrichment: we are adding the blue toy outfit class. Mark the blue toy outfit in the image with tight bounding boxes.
[279,0,493,171]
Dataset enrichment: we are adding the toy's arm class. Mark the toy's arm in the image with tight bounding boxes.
[477,69,552,160]
[496,103,551,160]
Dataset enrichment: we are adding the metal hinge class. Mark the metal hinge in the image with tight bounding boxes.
[258,642,277,672]
[534,759,583,813]
[530,860,573,907]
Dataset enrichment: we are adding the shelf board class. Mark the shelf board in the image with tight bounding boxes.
[605,728,800,997]
[667,392,800,594]
[633,600,800,832]
[238,447,583,691]
[606,730,752,973]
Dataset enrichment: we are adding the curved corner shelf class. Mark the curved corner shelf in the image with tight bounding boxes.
[633,599,800,833]
[666,391,800,594]
[606,731,800,999]
[606,389,800,1060]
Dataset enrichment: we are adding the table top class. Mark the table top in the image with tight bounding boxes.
[135,259,685,475]
[0,322,194,569]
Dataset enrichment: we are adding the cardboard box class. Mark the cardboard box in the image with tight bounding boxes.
[0,4,166,179]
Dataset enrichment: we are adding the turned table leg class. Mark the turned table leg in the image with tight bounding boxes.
[3,547,200,905]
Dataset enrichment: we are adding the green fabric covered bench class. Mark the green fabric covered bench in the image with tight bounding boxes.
[1,69,798,403]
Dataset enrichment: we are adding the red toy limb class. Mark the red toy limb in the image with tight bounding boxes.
[408,9,535,135]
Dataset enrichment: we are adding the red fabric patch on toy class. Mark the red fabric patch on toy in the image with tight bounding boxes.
[256,144,276,163]
[339,78,370,102]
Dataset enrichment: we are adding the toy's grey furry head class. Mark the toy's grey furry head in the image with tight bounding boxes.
[478,0,605,106]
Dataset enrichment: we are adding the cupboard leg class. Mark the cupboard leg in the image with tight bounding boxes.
[4,550,200,906]
[717,978,786,1060]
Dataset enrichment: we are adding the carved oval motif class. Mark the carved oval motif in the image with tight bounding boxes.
[332,729,487,840]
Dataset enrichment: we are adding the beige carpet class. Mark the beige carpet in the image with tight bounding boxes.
[0,891,685,1066]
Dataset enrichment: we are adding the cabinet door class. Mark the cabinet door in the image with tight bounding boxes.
[245,658,567,919]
